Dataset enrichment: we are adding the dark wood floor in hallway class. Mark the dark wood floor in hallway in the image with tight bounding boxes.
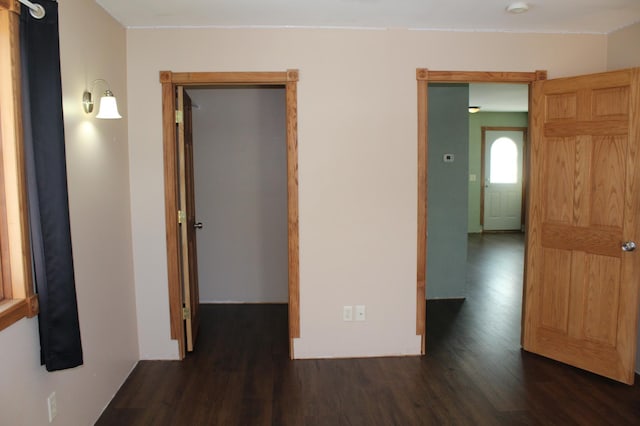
[96,233,640,425]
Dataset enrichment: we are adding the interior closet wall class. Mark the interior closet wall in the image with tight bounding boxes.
[189,87,288,303]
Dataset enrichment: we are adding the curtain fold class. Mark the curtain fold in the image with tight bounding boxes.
[20,0,83,371]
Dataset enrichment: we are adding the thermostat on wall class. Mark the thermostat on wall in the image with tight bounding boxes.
[443,153,455,163]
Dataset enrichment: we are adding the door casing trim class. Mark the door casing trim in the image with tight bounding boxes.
[159,70,301,359]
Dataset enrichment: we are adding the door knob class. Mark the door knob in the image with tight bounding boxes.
[194,222,203,229]
[621,241,636,252]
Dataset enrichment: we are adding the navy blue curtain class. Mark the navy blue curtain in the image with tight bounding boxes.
[20,0,83,371]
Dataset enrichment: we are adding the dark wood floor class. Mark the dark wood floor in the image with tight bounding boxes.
[97,233,640,425]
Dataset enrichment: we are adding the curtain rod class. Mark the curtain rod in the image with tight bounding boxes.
[18,0,46,19]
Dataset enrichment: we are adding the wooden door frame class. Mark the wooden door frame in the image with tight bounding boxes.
[480,126,528,230]
[415,69,547,354]
[160,70,301,359]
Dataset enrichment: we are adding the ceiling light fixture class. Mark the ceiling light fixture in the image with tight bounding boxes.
[506,2,529,14]
[468,106,481,114]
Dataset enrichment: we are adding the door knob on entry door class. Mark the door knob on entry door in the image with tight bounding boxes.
[194,222,203,229]
[621,241,636,252]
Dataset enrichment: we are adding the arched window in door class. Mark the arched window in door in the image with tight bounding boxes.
[490,137,518,183]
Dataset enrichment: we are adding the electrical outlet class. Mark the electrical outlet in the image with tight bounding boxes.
[355,305,366,321]
[47,392,57,422]
[343,305,353,321]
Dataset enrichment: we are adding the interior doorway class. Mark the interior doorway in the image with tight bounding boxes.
[160,70,300,359]
[416,69,545,354]
[418,68,640,384]
[424,81,529,357]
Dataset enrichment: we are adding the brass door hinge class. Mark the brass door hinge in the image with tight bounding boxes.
[175,110,183,124]
[182,307,191,320]
[178,210,186,224]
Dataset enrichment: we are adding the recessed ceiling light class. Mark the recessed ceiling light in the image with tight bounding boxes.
[506,2,529,14]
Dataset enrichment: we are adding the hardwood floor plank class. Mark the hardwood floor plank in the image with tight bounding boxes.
[97,234,640,425]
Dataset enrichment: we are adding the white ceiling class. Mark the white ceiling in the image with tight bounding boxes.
[96,0,640,33]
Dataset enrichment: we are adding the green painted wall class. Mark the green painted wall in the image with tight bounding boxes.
[468,112,529,233]
[427,84,469,299]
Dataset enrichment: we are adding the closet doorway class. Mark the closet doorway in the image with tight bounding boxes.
[160,71,300,359]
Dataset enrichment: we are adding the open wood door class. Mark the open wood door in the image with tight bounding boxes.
[523,68,640,384]
[177,87,201,352]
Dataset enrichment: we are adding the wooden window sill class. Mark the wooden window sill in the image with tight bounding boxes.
[0,295,38,332]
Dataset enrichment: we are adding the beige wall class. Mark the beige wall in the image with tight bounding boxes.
[607,22,640,70]
[0,0,138,424]
[126,27,608,359]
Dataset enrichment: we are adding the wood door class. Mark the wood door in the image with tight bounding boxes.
[483,130,525,231]
[523,68,640,384]
[178,88,201,352]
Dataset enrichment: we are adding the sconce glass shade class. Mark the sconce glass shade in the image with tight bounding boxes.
[96,90,122,119]
[468,106,481,114]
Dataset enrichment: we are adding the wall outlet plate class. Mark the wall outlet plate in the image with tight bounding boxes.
[343,305,353,321]
[355,305,366,321]
[47,392,57,422]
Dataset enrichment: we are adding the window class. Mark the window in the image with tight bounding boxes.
[489,137,518,184]
[0,4,38,331]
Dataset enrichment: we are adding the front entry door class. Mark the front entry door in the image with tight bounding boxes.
[523,68,640,384]
[483,129,525,231]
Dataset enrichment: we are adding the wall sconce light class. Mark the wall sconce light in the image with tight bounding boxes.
[82,79,122,119]
[468,106,481,114]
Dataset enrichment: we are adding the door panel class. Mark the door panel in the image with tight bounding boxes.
[543,137,574,223]
[177,88,200,352]
[539,248,571,332]
[591,136,625,227]
[523,68,640,384]
[583,255,620,345]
